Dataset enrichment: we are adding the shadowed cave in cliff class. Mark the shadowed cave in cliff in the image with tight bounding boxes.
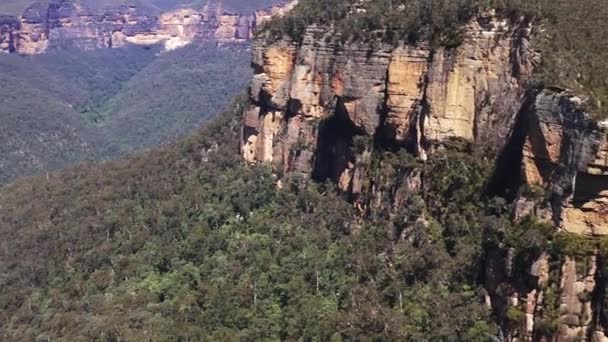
[487,94,535,201]
[574,172,608,205]
[312,96,364,183]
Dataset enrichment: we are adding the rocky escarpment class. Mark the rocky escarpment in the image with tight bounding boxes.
[241,9,608,342]
[485,89,608,341]
[514,90,608,236]
[241,11,535,192]
[0,0,296,54]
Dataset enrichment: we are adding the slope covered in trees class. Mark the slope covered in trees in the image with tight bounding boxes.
[2,95,592,340]
[0,97,525,340]
[0,43,251,184]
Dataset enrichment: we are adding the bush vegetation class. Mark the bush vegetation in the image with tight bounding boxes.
[262,0,541,45]
[0,43,251,184]
[0,98,523,340]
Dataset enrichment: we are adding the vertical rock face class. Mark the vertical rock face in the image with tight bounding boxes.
[0,0,297,54]
[485,91,608,341]
[384,45,429,143]
[521,90,608,235]
[423,14,534,149]
[241,12,535,190]
[558,256,598,340]
[0,15,19,53]
[17,3,52,54]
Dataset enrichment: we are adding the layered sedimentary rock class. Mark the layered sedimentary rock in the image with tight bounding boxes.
[521,90,608,236]
[476,91,608,341]
[241,11,535,189]
[0,0,296,54]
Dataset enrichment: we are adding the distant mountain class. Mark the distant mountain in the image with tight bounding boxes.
[0,0,286,16]
[0,0,295,55]
[0,0,294,185]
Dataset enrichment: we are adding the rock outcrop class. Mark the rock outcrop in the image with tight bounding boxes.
[520,90,608,236]
[0,0,296,54]
[241,11,536,190]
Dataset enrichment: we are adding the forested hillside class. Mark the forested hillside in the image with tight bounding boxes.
[0,0,606,341]
[0,43,250,184]
[0,98,515,340]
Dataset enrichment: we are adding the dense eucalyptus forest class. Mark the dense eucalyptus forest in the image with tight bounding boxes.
[0,0,607,341]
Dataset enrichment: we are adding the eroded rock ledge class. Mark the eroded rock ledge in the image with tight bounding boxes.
[517,90,608,236]
[0,0,297,54]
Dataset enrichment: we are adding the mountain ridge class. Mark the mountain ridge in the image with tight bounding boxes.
[0,0,296,54]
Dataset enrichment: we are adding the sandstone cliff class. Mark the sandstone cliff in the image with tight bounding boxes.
[240,9,608,342]
[518,90,608,236]
[241,11,535,189]
[487,89,608,341]
[0,0,296,54]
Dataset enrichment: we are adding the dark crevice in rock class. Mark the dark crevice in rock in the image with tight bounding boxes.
[416,51,434,157]
[487,90,537,201]
[574,173,608,206]
[251,61,264,74]
[374,63,393,149]
[589,255,607,341]
[286,98,302,121]
[312,96,364,183]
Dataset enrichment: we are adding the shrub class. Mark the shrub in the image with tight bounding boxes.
[506,306,525,324]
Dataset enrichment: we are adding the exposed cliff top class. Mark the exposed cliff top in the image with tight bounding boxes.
[261,0,538,45]
[0,0,297,55]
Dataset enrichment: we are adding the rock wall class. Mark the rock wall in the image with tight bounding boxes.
[0,0,296,54]
[506,90,608,341]
[520,90,608,236]
[241,11,535,190]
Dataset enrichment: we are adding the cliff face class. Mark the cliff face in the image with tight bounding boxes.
[487,90,608,341]
[0,0,296,54]
[242,12,535,189]
[240,10,608,342]
[518,90,608,236]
